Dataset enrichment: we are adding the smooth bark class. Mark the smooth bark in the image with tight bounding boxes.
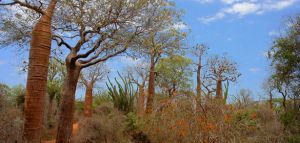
[56,57,81,143]
[23,0,57,142]
[83,83,93,117]
[196,59,202,99]
[137,85,145,116]
[216,79,222,99]
[146,56,155,114]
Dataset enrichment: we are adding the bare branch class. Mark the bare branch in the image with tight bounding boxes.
[52,35,73,50]
[0,0,45,14]
[80,46,128,69]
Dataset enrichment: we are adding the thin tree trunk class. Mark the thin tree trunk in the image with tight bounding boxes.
[283,95,286,111]
[216,79,222,99]
[269,91,273,109]
[137,85,145,116]
[196,58,201,100]
[23,1,57,142]
[84,83,93,117]
[56,61,81,143]
[146,56,155,114]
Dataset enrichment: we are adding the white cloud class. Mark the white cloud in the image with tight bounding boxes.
[262,0,296,11]
[199,0,297,24]
[199,12,225,24]
[119,56,141,66]
[221,0,241,4]
[249,67,261,72]
[225,2,260,16]
[268,30,279,36]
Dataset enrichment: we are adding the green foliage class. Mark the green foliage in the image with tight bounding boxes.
[156,55,193,95]
[106,72,136,114]
[93,92,112,106]
[223,80,229,104]
[280,110,299,126]
[233,110,258,126]
[75,100,84,112]
[126,112,138,131]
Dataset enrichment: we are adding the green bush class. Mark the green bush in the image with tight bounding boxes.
[106,72,136,114]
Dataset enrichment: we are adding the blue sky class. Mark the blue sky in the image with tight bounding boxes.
[0,0,299,100]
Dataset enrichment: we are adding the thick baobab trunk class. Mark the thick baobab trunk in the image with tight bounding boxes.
[146,56,155,114]
[23,1,57,142]
[137,85,145,116]
[56,62,81,143]
[196,59,201,99]
[216,79,222,99]
[83,83,93,117]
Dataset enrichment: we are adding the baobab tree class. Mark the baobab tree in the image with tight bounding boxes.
[0,0,57,142]
[206,55,240,99]
[50,0,159,142]
[80,63,108,117]
[133,3,186,113]
[192,44,208,100]
[126,62,148,116]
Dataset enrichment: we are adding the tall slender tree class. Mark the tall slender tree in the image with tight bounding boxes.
[80,63,108,117]
[192,44,208,100]
[0,1,57,142]
[127,62,148,116]
[133,2,186,113]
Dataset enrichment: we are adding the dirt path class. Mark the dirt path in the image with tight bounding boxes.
[42,122,79,143]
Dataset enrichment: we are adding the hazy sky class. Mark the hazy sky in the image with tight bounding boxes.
[0,0,299,100]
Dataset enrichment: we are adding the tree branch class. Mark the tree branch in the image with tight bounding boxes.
[0,0,45,15]
[52,35,73,50]
[80,46,128,69]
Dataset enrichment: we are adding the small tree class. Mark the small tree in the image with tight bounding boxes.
[192,44,208,100]
[205,55,241,99]
[80,63,108,117]
[126,62,148,116]
[156,55,192,97]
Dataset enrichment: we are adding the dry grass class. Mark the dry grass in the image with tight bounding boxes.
[72,104,132,143]
[142,96,283,143]
[0,96,24,143]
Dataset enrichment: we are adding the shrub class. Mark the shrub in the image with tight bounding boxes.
[142,96,284,143]
[73,104,132,143]
[0,95,24,143]
[106,72,136,114]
